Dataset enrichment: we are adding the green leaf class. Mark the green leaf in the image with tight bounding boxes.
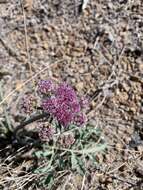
[87,154,98,166]
[71,153,85,175]
[34,151,43,158]
[82,143,106,154]
[44,172,54,188]
[43,151,53,157]
[34,150,53,158]
[71,153,78,170]
[34,165,53,174]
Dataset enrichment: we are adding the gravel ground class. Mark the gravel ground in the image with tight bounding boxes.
[0,0,143,189]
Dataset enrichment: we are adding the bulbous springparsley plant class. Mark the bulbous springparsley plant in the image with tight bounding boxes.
[18,79,106,187]
[36,79,88,141]
[19,79,88,142]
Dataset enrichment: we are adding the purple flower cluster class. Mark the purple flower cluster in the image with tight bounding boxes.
[39,80,87,127]
[39,124,55,141]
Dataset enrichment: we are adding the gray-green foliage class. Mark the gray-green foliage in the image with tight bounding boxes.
[34,124,107,188]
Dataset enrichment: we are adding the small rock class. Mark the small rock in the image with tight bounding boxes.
[137,145,143,152]
[76,82,84,91]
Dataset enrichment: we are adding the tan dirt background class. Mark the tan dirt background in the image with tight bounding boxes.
[0,0,143,189]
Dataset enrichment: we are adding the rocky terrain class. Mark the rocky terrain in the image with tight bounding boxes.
[0,0,143,189]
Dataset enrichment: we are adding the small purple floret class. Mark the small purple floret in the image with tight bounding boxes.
[42,97,57,114]
[38,80,54,94]
[80,96,89,108]
[74,113,87,126]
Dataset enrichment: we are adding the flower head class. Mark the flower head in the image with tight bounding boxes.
[38,124,55,141]
[56,82,78,102]
[40,80,88,127]
[38,80,54,94]
[42,97,57,114]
